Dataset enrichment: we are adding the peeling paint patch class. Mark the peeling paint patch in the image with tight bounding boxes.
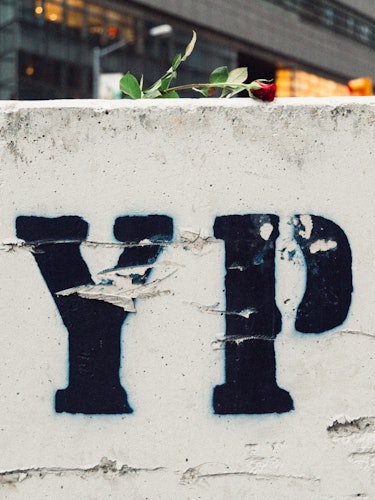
[327,417,375,437]
[297,214,313,239]
[212,333,275,350]
[260,222,273,241]
[228,264,246,271]
[280,240,298,261]
[179,228,214,252]
[57,264,178,311]
[190,301,257,318]
[309,238,337,254]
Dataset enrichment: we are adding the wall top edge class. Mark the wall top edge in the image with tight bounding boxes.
[0,97,375,113]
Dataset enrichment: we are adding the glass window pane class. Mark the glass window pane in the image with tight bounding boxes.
[45,2,63,23]
[0,3,15,25]
[106,10,135,42]
[87,4,103,38]
[67,0,83,7]
[66,9,83,29]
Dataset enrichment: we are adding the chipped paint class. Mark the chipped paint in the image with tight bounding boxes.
[228,264,246,271]
[190,301,257,318]
[260,222,273,241]
[178,228,214,252]
[280,240,298,261]
[297,214,313,239]
[309,238,337,254]
[211,334,275,349]
[327,417,375,437]
[56,264,178,311]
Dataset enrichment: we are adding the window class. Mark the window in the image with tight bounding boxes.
[275,68,349,97]
[66,0,84,30]
[88,3,104,37]
[105,10,135,43]
[32,1,136,44]
[45,1,63,24]
[358,24,372,43]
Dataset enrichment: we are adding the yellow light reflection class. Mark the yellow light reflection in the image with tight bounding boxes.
[276,68,350,97]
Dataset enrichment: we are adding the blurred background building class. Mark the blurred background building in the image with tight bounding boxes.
[0,0,374,100]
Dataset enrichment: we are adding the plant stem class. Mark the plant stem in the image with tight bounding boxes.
[166,82,248,93]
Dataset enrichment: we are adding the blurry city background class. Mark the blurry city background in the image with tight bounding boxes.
[0,0,374,100]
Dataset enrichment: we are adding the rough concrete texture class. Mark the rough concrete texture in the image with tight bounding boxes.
[0,98,374,498]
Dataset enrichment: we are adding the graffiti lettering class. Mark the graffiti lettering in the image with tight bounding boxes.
[213,214,352,414]
[16,215,173,414]
[16,213,352,415]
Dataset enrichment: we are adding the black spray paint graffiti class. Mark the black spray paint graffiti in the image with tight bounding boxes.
[16,214,352,415]
[213,214,352,414]
[16,215,173,414]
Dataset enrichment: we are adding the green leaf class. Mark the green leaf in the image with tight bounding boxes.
[143,88,162,99]
[193,87,209,96]
[247,81,263,90]
[172,53,182,70]
[209,66,229,84]
[120,72,142,99]
[161,71,177,91]
[223,87,245,98]
[181,31,197,62]
[159,90,180,98]
[145,78,162,93]
[227,67,248,84]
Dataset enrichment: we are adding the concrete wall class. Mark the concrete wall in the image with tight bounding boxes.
[0,98,374,498]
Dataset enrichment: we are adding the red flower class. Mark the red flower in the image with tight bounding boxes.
[252,81,276,102]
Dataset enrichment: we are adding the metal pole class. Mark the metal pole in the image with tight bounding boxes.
[92,40,128,99]
[92,25,173,99]
[92,47,101,99]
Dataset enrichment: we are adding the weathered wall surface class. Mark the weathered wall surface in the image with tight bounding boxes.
[0,98,374,499]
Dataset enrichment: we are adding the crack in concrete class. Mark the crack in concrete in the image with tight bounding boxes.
[1,235,221,255]
[0,457,165,485]
[0,239,170,253]
[337,330,375,339]
[180,465,320,485]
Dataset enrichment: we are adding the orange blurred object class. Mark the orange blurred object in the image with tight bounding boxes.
[347,77,373,96]
[108,26,118,38]
[275,68,350,97]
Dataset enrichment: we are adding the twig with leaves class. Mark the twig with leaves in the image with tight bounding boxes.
[120,31,276,101]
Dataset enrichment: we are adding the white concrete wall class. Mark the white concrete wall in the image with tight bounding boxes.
[0,98,374,499]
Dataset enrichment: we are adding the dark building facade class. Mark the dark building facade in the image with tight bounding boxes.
[1,0,375,99]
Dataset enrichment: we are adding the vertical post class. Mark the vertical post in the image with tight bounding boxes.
[92,46,101,99]
[92,25,173,99]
